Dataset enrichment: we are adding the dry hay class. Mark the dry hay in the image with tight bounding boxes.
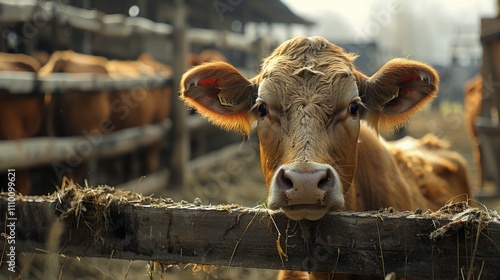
[424,201,500,240]
[426,201,499,280]
[13,180,277,280]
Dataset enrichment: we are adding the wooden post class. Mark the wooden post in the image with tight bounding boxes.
[168,0,189,189]
[69,0,92,54]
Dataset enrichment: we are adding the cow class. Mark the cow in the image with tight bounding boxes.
[388,134,471,209]
[189,49,228,67]
[0,53,44,194]
[180,36,471,279]
[463,75,482,188]
[105,55,173,179]
[39,50,111,185]
[187,49,231,157]
[39,51,173,185]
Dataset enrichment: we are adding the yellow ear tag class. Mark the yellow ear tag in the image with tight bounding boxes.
[218,94,235,107]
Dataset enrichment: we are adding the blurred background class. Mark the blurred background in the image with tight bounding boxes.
[1,0,499,279]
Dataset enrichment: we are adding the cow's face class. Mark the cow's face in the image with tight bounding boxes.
[181,36,438,220]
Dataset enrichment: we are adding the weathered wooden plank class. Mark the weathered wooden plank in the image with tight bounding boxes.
[0,119,171,170]
[0,72,172,94]
[0,116,208,171]
[117,168,170,194]
[475,117,500,197]
[167,0,189,189]
[188,28,252,52]
[0,0,173,36]
[1,187,499,279]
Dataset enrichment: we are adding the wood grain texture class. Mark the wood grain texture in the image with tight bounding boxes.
[1,188,499,279]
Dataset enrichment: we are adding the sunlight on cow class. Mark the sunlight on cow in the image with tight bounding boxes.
[180,36,472,278]
[0,53,44,194]
[105,55,173,178]
[39,51,111,184]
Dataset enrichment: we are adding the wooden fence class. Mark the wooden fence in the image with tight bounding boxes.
[1,186,499,279]
[0,0,275,191]
[479,17,500,197]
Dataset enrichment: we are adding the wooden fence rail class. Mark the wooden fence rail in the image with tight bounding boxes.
[1,186,499,279]
[0,0,173,37]
[0,115,213,171]
[0,71,172,93]
[0,0,263,52]
[0,119,171,170]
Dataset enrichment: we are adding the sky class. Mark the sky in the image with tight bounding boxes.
[281,0,497,40]
[276,0,497,66]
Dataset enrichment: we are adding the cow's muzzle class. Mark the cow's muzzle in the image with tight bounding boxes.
[268,162,344,221]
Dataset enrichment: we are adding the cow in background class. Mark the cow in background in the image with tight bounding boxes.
[0,53,44,194]
[181,36,471,280]
[105,54,172,181]
[39,50,111,185]
[189,49,228,67]
[388,134,471,209]
[464,75,483,188]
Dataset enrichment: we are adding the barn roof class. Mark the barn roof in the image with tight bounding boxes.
[185,0,315,28]
[68,0,314,30]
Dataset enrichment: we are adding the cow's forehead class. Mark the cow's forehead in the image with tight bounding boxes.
[260,36,356,76]
[256,37,358,104]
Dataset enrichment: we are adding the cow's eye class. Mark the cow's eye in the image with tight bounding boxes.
[258,102,268,117]
[348,102,359,116]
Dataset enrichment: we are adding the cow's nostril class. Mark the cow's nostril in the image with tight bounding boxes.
[278,167,336,191]
[318,169,335,190]
[318,176,330,189]
[278,169,294,190]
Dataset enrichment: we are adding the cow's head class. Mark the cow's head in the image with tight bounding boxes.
[181,36,438,220]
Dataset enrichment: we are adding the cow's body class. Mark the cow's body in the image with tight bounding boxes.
[0,53,44,194]
[39,51,111,184]
[106,55,172,176]
[464,75,482,187]
[40,50,111,137]
[107,55,172,130]
[189,49,227,67]
[40,51,172,184]
[180,36,471,279]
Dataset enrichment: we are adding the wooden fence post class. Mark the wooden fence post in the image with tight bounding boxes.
[168,0,189,189]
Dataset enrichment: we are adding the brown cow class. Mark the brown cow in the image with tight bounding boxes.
[180,36,471,279]
[463,75,482,187]
[187,49,229,157]
[0,53,44,194]
[388,134,471,209]
[106,55,172,177]
[39,50,111,184]
[189,49,228,67]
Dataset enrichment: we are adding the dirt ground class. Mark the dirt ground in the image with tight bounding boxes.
[15,106,500,280]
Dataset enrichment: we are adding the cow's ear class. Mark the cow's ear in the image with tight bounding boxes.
[180,61,256,135]
[357,58,439,130]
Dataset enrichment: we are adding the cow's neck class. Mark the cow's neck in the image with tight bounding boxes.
[345,125,416,212]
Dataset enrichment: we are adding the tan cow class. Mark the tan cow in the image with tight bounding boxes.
[106,54,172,176]
[0,53,44,194]
[180,36,471,279]
[388,134,471,209]
[39,50,111,184]
[463,75,482,187]
[189,49,228,67]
